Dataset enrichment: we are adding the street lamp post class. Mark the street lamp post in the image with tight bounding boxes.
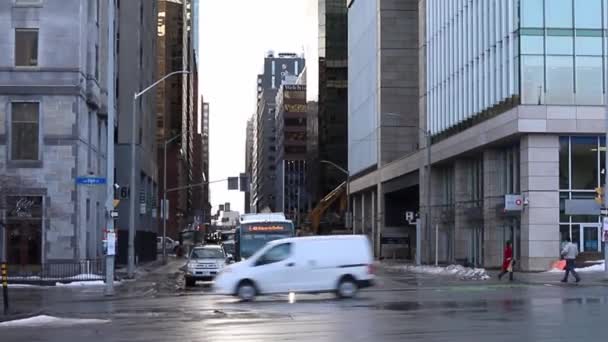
[319,160,351,233]
[127,70,189,278]
[161,132,188,264]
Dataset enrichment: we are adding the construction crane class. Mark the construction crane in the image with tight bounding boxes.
[306,181,347,235]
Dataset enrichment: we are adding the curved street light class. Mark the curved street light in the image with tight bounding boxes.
[320,160,352,233]
[128,70,190,278]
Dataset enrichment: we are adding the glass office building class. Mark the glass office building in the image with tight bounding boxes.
[347,0,608,270]
[426,0,608,135]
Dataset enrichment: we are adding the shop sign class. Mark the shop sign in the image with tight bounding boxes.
[504,194,523,211]
[7,196,43,219]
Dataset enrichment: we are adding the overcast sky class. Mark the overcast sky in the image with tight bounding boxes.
[199,0,317,214]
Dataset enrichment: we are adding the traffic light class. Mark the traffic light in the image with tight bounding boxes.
[595,186,604,205]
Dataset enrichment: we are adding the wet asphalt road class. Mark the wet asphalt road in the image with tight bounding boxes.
[2,260,608,342]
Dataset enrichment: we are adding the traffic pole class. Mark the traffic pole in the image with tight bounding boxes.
[105,0,116,295]
[2,262,8,314]
[604,54,608,279]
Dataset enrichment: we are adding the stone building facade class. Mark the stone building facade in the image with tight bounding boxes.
[0,0,111,264]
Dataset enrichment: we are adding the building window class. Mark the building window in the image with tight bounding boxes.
[521,0,544,28]
[272,76,276,89]
[15,29,38,67]
[11,102,40,161]
[545,0,573,28]
[271,61,276,75]
[574,0,601,29]
[545,56,574,105]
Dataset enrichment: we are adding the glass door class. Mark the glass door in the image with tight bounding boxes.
[580,224,601,252]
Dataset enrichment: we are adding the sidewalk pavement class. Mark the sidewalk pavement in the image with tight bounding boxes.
[378,260,608,286]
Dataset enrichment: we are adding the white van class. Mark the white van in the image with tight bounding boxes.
[213,235,375,301]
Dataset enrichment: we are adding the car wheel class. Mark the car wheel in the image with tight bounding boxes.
[185,276,196,288]
[336,276,358,299]
[236,280,257,301]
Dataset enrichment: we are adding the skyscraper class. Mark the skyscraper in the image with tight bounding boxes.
[252,52,305,212]
[317,0,348,206]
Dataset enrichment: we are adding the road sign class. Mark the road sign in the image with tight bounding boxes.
[227,177,239,190]
[110,210,118,218]
[76,176,106,185]
[119,187,129,200]
[505,194,523,211]
[601,209,608,216]
[106,232,116,256]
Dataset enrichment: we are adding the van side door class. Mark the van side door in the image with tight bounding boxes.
[251,243,295,294]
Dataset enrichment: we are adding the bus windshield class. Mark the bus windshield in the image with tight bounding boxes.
[237,222,294,260]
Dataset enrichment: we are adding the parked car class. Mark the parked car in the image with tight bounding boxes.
[213,235,375,301]
[157,237,178,254]
[185,245,232,287]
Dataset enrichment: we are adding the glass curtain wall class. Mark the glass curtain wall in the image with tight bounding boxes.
[519,0,606,105]
[559,136,606,253]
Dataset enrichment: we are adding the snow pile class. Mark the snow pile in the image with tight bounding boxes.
[0,315,109,328]
[547,260,605,273]
[386,264,491,280]
[55,280,120,287]
[8,273,104,281]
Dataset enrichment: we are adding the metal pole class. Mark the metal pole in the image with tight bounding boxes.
[104,0,116,296]
[416,219,421,266]
[347,175,352,234]
[162,140,168,264]
[426,131,432,264]
[435,224,439,266]
[127,96,137,278]
[604,58,608,278]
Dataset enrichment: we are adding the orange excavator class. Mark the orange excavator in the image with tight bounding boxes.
[306,181,347,235]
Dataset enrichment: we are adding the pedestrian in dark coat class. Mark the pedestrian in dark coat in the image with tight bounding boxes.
[498,241,514,281]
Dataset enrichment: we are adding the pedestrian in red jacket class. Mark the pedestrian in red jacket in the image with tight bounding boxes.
[498,241,514,281]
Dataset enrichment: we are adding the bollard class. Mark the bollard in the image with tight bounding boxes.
[1,262,8,315]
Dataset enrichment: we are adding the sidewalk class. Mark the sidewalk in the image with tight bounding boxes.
[378,260,608,286]
[0,257,182,321]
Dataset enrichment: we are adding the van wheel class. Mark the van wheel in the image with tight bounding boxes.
[236,280,257,301]
[336,276,358,299]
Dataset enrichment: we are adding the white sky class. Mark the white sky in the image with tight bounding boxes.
[199,0,317,214]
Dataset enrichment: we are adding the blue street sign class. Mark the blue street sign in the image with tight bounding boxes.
[76,176,107,185]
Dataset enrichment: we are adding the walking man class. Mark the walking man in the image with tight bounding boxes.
[561,237,580,283]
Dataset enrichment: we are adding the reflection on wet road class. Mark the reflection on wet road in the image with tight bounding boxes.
[2,263,608,341]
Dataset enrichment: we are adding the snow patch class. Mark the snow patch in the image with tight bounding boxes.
[385,264,491,280]
[55,280,120,287]
[0,315,109,328]
[8,273,104,281]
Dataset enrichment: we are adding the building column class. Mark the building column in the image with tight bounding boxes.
[361,192,366,236]
[482,149,504,268]
[520,135,560,271]
[371,190,377,257]
[454,159,469,263]
[377,183,384,258]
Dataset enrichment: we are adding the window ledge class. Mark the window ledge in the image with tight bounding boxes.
[13,0,43,7]
[7,159,43,169]
[14,66,40,70]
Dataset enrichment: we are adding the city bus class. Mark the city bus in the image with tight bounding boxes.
[234,213,295,261]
